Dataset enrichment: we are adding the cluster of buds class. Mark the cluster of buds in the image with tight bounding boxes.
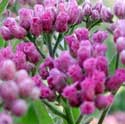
[0,0,114,41]
[111,19,125,65]
[0,59,40,119]
[0,41,40,71]
[38,27,125,115]
[82,0,113,23]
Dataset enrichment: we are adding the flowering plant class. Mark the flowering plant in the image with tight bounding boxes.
[0,0,125,124]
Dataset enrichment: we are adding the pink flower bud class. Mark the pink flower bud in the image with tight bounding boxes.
[39,64,49,80]
[41,9,55,32]
[55,11,69,32]
[30,17,42,36]
[19,78,34,97]
[100,6,113,22]
[30,87,40,100]
[54,51,76,73]
[82,2,92,16]
[12,51,27,70]
[92,70,105,94]
[80,101,95,115]
[3,17,17,28]
[34,4,44,18]
[67,2,80,24]
[11,99,27,116]
[92,31,108,43]
[43,0,56,7]
[62,85,81,107]
[0,81,19,101]
[75,28,89,41]
[91,9,100,20]
[68,64,83,82]
[0,113,13,124]
[47,68,66,93]
[81,78,95,101]
[120,50,125,64]
[0,60,16,80]
[116,37,125,52]
[96,56,108,75]
[114,0,125,19]
[83,58,97,75]
[95,94,114,109]
[0,26,13,41]
[32,74,43,87]
[18,8,33,29]
[15,69,29,83]
[44,56,54,69]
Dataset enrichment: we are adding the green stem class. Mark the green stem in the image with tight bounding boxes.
[75,114,84,124]
[88,19,102,30]
[42,100,66,120]
[53,33,63,57]
[98,53,119,124]
[64,100,75,124]
[44,33,53,57]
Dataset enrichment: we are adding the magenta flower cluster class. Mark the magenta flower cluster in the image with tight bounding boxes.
[38,27,125,115]
[0,0,114,41]
[0,59,40,122]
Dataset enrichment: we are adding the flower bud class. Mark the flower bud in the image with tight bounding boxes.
[34,4,44,18]
[75,28,89,41]
[80,101,95,115]
[32,74,43,87]
[100,6,113,22]
[15,69,29,83]
[95,94,114,109]
[0,26,13,41]
[120,50,125,64]
[9,24,27,39]
[114,0,125,19]
[91,9,100,20]
[55,11,69,32]
[116,37,125,52]
[41,9,55,32]
[11,99,27,116]
[68,64,83,82]
[18,8,33,29]
[92,31,108,43]
[30,87,40,100]
[0,60,16,80]
[19,78,34,97]
[0,113,13,124]
[30,17,42,36]
[0,81,19,101]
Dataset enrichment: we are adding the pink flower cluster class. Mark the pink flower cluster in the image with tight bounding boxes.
[0,59,40,118]
[0,41,40,71]
[38,27,125,115]
[0,0,114,41]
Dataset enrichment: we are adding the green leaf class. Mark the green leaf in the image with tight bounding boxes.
[72,108,80,120]
[0,0,9,15]
[15,100,53,124]
[0,36,5,47]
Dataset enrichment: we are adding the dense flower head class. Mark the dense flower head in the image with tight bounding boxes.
[0,59,40,117]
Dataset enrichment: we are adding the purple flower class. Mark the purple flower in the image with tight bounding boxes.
[11,99,28,116]
[75,28,89,41]
[80,101,95,115]
[92,31,108,43]
[34,4,44,18]
[116,37,125,52]
[68,64,83,82]
[0,113,13,124]
[54,51,76,73]
[120,50,125,64]
[18,8,33,29]
[0,26,13,41]
[55,11,69,32]
[95,94,114,109]
[30,17,42,36]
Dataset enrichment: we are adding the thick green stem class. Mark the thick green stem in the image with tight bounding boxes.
[64,100,75,124]
[43,33,53,57]
[75,114,84,124]
[98,53,119,124]
[42,100,66,120]
[88,20,102,30]
[53,33,63,57]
